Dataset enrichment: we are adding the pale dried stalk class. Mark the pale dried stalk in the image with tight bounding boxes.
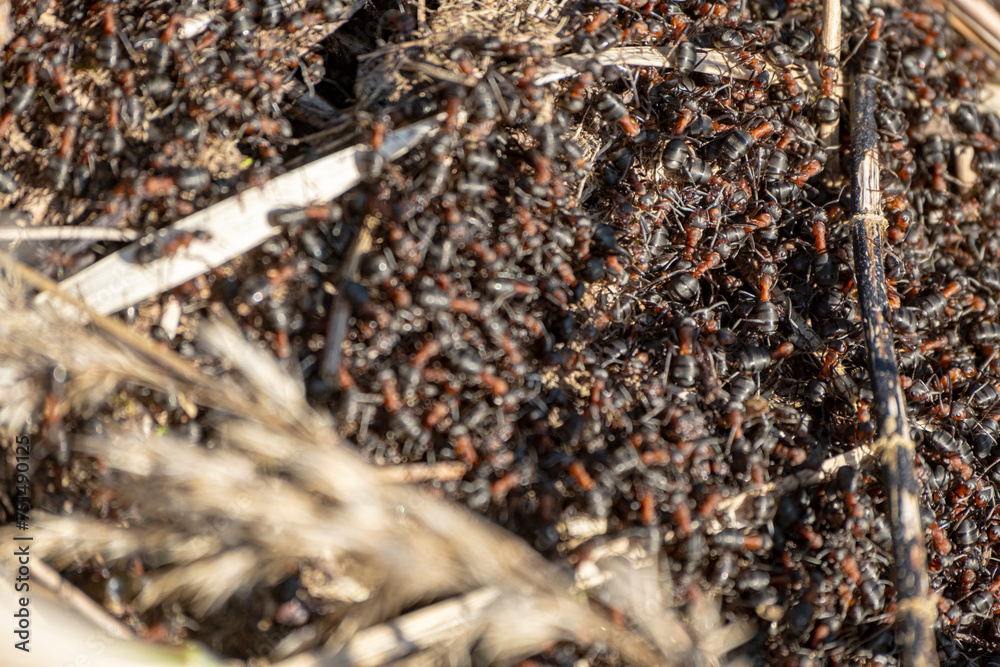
[375,461,469,483]
[0,554,232,667]
[819,0,842,176]
[0,226,138,242]
[0,0,11,50]
[949,0,1000,72]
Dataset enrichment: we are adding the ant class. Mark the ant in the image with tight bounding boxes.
[48,115,80,191]
[0,62,37,138]
[134,229,212,265]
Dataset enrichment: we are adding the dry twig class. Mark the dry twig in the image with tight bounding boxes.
[850,71,938,667]
[321,216,375,382]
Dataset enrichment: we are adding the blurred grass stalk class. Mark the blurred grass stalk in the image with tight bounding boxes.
[950,0,1000,76]
[0,253,742,667]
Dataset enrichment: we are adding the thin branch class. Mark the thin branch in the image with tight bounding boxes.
[851,71,938,667]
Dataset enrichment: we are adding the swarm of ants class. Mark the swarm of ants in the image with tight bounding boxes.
[11,0,1000,664]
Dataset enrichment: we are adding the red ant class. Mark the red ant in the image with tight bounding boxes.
[564,67,594,112]
[567,460,596,492]
[371,116,390,149]
[135,229,212,265]
[583,8,614,35]
[868,8,886,41]
[423,401,451,429]
[693,251,722,278]
[818,340,846,381]
[490,470,521,500]
[0,62,37,138]
[748,119,776,141]
[48,118,79,190]
[791,151,827,186]
[780,71,803,98]
[453,431,478,466]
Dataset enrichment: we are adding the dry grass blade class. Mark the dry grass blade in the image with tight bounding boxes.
[0,253,286,430]
[45,115,444,317]
[134,548,269,615]
[198,315,311,422]
[850,71,937,667]
[22,513,226,568]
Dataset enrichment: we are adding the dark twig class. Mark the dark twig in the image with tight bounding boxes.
[850,72,938,667]
[321,216,374,384]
